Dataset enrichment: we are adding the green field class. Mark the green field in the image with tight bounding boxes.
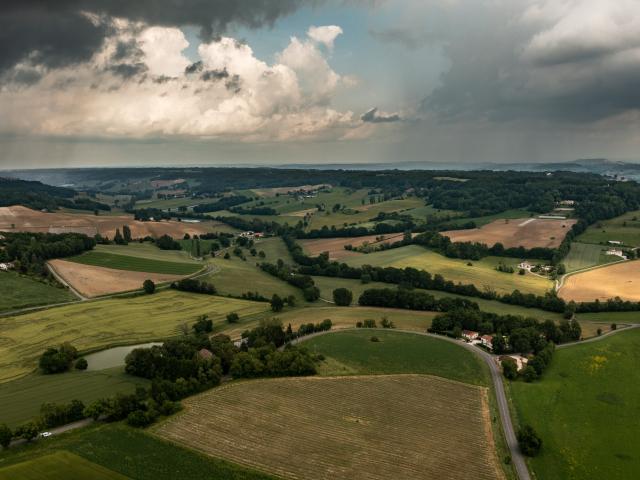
[0,368,148,427]
[304,329,488,386]
[510,328,640,479]
[0,424,276,480]
[563,242,620,272]
[0,451,127,480]
[311,276,564,321]
[256,236,295,263]
[0,290,270,383]
[95,243,199,263]
[0,272,74,313]
[68,251,202,275]
[308,197,425,229]
[576,310,640,324]
[135,196,199,210]
[205,255,304,303]
[576,209,640,247]
[447,209,533,228]
[343,245,554,295]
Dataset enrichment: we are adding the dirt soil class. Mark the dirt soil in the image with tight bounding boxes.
[441,217,577,249]
[300,232,406,260]
[48,259,184,297]
[559,260,640,302]
[0,205,217,239]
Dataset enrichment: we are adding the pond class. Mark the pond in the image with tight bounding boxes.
[84,342,162,371]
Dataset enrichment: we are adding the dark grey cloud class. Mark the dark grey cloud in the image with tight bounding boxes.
[185,61,204,74]
[107,62,148,79]
[112,39,144,62]
[361,107,400,123]
[201,68,229,82]
[225,74,242,93]
[0,1,319,76]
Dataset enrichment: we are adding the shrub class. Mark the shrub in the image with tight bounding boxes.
[143,279,156,294]
[39,343,78,374]
[0,424,12,449]
[501,359,518,380]
[332,288,353,306]
[75,357,88,370]
[362,319,377,328]
[226,312,239,324]
[522,365,538,383]
[517,425,542,456]
[370,336,380,342]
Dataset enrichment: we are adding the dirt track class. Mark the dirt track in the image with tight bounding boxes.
[48,259,184,297]
[0,205,217,239]
[442,217,577,249]
[559,260,640,302]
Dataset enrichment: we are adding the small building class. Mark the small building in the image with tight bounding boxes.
[558,200,575,206]
[608,240,622,245]
[198,348,213,360]
[462,330,479,341]
[518,261,532,271]
[480,335,493,350]
[0,262,14,271]
[606,248,627,259]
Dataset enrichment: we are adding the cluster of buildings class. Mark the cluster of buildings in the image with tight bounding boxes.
[462,330,494,350]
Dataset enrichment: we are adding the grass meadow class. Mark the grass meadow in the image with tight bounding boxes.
[96,243,200,263]
[0,272,74,313]
[0,424,276,480]
[67,251,202,275]
[343,245,554,295]
[510,328,640,479]
[0,368,149,427]
[304,329,488,386]
[576,209,640,247]
[563,242,620,272]
[0,290,269,383]
[0,451,127,480]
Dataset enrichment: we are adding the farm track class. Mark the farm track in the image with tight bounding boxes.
[556,257,628,291]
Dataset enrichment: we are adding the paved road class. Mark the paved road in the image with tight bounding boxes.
[557,323,640,349]
[293,328,532,480]
[7,418,94,449]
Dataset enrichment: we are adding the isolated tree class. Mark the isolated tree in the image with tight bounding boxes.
[75,357,88,370]
[332,288,353,306]
[517,425,542,456]
[270,294,284,312]
[122,225,132,242]
[143,279,156,294]
[501,359,518,380]
[114,228,126,245]
[226,312,239,324]
[0,423,12,449]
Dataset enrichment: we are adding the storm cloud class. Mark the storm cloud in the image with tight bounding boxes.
[0,1,318,75]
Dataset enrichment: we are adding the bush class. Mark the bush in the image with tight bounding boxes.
[517,425,542,456]
[39,343,78,374]
[270,294,284,312]
[522,365,538,383]
[172,278,216,295]
[0,423,12,449]
[143,279,156,294]
[332,288,353,306]
[362,319,377,328]
[501,359,518,380]
[75,357,88,370]
[192,315,213,334]
[226,312,239,324]
[370,336,380,342]
[380,316,395,329]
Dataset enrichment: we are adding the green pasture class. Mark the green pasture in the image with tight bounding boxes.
[304,329,488,386]
[343,245,554,295]
[510,328,640,479]
[563,242,620,272]
[576,209,640,247]
[311,276,564,321]
[0,451,127,480]
[0,368,148,428]
[96,243,199,263]
[0,290,270,383]
[68,251,201,275]
[0,272,74,313]
[0,424,276,480]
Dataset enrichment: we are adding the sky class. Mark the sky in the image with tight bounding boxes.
[1,0,640,168]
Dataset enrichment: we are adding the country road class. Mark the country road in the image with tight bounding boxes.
[292,328,532,480]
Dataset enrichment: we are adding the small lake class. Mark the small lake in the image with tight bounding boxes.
[84,342,162,371]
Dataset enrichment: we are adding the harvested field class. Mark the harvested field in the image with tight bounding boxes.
[155,375,504,480]
[48,259,185,297]
[0,205,222,239]
[559,260,640,302]
[299,232,406,260]
[441,217,577,249]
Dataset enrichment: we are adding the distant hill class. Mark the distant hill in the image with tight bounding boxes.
[0,177,109,212]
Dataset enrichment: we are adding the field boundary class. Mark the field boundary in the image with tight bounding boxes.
[556,257,629,291]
